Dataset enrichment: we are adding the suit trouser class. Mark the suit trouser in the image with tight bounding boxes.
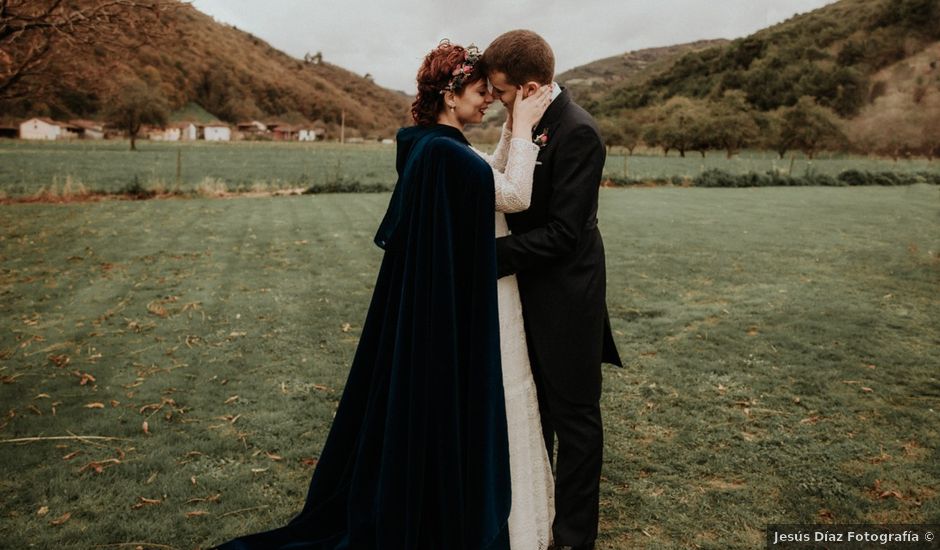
[534,366,602,548]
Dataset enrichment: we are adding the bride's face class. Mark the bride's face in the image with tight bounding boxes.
[452,79,494,125]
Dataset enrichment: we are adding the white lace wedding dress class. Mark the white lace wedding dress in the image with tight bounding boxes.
[473,127,555,550]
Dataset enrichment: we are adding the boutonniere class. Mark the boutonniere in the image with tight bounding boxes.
[533,128,549,148]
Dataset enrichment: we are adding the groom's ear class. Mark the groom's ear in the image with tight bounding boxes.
[521,81,540,99]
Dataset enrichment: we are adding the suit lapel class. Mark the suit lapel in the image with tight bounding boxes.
[531,88,571,147]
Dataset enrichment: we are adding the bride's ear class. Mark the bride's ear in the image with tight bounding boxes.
[443,90,457,110]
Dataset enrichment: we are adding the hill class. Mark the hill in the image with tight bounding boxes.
[592,0,940,118]
[558,39,729,105]
[0,2,412,138]
[561,0,939,157]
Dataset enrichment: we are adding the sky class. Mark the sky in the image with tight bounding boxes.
[189,0,837,93]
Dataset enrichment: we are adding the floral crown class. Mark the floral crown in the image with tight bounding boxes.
[438,39,483,94]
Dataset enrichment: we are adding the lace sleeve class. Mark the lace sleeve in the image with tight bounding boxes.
[493,138,539,213]
[470,124,512,171]
[489,123,513,172]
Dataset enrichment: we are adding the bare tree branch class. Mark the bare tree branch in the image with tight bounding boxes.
[0,0,176,102]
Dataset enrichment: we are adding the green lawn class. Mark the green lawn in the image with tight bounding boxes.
[0,187,937,549]
[1,139,938,197]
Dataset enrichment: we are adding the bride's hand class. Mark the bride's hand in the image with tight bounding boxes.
[511,85,552,139]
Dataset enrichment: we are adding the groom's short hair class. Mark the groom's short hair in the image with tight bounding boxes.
[483,30,554,86]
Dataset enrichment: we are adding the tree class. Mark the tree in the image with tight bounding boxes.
[0,0,173,102]
[615,111,643,155]
[763,110,790,159]
[777,96,845,159]
[922,107,940,160]
[106,79,168,151]
[655,97,708,157]
[596,118,623,154]
[703,90,760,158]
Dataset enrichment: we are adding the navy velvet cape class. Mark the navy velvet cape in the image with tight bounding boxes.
[213,124,511,550]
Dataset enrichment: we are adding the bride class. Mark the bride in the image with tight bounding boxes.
[213,40,553,549]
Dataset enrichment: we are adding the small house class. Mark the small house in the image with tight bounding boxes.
[237,120,267,139]
[203,122,231,142]
[177,122,197,141]
[20,117,63,140]
[298,128,317,142]
[69,120,104,140]
[150,126,181,141]
[268,123,298,141]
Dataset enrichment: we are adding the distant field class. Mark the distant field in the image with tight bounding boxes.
[0,187,937,549]
[1,139,938,196]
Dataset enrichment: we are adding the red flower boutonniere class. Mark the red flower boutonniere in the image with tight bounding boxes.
[533,129,549,148]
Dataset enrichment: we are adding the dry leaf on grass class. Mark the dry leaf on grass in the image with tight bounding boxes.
[186,510,209,518]
[79,458,121,474]
[36,506,49,517]
[48,354,70,368]
[62,451,81,460]
[300,457,318,468]
[224,395,239,404]
[139,403,163,414]
[147,301,169,318]
[215,414,241,424]
[84,402,105,409]
[142,421,150,435]
[186,494,221,504]
[49,512,71,526]
[131,497,163,509]
[265,451,283,461]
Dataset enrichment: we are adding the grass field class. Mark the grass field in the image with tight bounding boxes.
[1,139,938,197]
[0,186,938,549]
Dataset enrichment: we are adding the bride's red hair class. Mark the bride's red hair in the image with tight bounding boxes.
[411,40,486,126]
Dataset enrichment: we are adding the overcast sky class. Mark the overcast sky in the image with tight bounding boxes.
[190,0,836,93]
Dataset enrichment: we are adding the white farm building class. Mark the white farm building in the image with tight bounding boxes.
[203,123,231,141]
[20,118,64,140]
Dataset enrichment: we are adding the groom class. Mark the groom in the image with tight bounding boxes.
[483,30,623,550]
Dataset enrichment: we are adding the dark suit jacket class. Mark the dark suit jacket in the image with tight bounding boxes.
[496,89,623,405]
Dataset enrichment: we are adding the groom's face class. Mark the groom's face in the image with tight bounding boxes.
[487,71,525,114]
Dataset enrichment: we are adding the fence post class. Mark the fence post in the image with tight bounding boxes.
[176,148,182,192]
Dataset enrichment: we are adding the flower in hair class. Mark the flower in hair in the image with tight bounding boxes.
[440,43,482,94]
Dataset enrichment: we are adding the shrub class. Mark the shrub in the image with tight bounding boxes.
[303,182,392,194]
[692,169,936,188]
[119,176,156,199]
[693,169,739,188]
[838,169,868,186]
